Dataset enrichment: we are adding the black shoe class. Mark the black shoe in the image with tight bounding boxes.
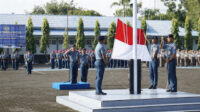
[166,89,171,92]
[96,92,107,95]
[171,90,177,92]
[148,85,153,89]
[152,86,157,89]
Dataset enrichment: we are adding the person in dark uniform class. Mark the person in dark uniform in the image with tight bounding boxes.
[57,50,63,69]
[161,34,177,92]
[50,50,56,69]
[2,51,9,70]
[25,51,34,74]
[14,50,20,70]
[80,48,90,82]
[65,45,80,84]
[11,51,16,69]
[0,52,2,69]
[145,35,159,89]
[90,51,95,68]
[95,36,107,95]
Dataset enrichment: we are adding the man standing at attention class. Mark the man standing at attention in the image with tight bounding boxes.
[80,48,90,82]
[95,36,107,95]
[161,34,177,92]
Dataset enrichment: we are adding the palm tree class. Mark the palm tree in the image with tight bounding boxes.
[111,0,131,17]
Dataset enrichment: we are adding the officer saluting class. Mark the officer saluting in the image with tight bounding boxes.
[50,50,56,69]
[161,34,177,92]
[95,36,107,95]
[80,48,90,82]
[65,45,80,84]
[145,35,159,89]
[25,51,34,74]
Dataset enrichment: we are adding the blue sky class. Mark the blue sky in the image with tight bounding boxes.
[0,0,179,16]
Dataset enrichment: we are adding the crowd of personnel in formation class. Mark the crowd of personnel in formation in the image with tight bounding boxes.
[0,48,200,72]
[49,49,200,69]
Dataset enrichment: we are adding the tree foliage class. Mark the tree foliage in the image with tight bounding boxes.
[182,0,200,30]
[171,18,181,49]
[93,20,101,49]
[111,0,142,17]
[31,0,101,16]
[184,16,193,50]
[40,18,50,54]
[107,22,116,50]
[31,6,45,14]
[141,17,147,34]
[198,17,200,50]
[62,28,69,49]
[26,17,36,54]
[76,18,85,49]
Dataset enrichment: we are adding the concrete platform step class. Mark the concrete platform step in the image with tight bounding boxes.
[68,89,200,107]
[56,96,200,112]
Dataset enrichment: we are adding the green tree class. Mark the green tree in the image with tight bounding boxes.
[184,16,193,50]
[40,18,50,54]
[26,17,36,54]
[111,0,142,17]
[107,22,116,50]
[62,28,69,49]
[198,17,200,50]
[171,18,181,49]
[141,17,147,34]
[31,5,45,14]
[93,20,101,49]
[76,18,85,49]
[30,0,101,16]
[182,0,200,30]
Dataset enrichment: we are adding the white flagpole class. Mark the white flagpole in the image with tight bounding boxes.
[133,0,138,94]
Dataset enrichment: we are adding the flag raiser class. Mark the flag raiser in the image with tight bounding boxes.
[111,19,152,61]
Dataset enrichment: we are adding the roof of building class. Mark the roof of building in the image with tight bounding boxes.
[0,14,198,37]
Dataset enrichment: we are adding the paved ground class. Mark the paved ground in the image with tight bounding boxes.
[0,66,200,112]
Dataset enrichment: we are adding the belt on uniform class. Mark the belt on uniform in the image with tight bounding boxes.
[96,59,103,61]
[72,61,78,63]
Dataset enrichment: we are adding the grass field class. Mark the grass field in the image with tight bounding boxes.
[0,67,200,112]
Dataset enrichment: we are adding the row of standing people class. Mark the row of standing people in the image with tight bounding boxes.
[148,49,200,67]
[50,50,129,69]
[0,51,20,70]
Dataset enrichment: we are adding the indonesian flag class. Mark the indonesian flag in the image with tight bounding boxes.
[111,19,151,61]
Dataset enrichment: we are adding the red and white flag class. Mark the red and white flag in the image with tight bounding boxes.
[111,19,151,61]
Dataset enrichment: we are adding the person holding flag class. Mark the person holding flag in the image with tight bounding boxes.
[145,35,159,89]
[160,34,177,92]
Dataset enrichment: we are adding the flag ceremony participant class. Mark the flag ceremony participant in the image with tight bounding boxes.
[2,51,9,70]
[14,50,20,70]
[145,35,159,89]
[161,34,177,92]
[65,44,80,84]
[25,51,34,74]
[57,50,63,69]
[50,50,56,69]
[95,36,107,95]
[80,48,90,82]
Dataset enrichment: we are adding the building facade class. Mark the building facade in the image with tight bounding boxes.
[0,14,199,55]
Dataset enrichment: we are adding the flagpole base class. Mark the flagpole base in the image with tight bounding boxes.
[129,59,141,94]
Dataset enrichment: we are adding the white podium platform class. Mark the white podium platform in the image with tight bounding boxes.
[56,89,200,112]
